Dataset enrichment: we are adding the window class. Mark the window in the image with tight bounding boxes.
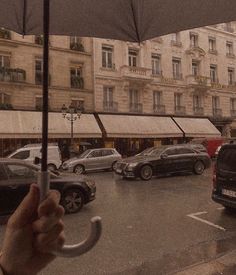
[225,23,234,33]
[190,33,198,47]
[151,54,161,75]
[6,164,37,179]
[209,37,216,52]
[0,93,11,104]
[193,95,202,108]
[212,96,220,109]
[0,55,10,68]
[35,96,43,110]
[165,148,177,156]
[228,68,235,85]
[177,148,194,155]
[71,99,84,111]
[226,42,234,56]
[171,33,180,43]
[210,65,217,83]
[192,61,199,76]
[172,58,182,79]
[88,150,102,158]
[174,93,182,107]
[70,67,83,88]
[128,49,138,67]
[102,46,113,69]
[230,98,236,111]
[70,36,84,51]
[11,150,30,160]
[101,149,113,156]
[103,87,113,104]
[153,91,162,106]
[35,59,43,85]
[35,35,43,45]
[129,89,139,104]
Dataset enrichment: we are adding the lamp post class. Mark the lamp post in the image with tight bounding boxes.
[61,104,82,146]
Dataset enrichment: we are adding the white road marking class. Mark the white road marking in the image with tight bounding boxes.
[187,212,226,231]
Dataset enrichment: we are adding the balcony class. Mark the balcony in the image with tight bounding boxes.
[226,52,235,58]
[186,75,211,87]
[0,28,11,39]
[208,49,218,55]
[173,73,183,80]
[153,104,165,114]
[231,109,236,117]
[130,103,143,113]
[193,106,204,116]
[213,108,222,117]
[103,101,118,112]
[70,76,84,89]
[121,65,152,82]
[171,40,182,47]
[0,67,26,83]
[175,106,186,115]
[70,42,85,52]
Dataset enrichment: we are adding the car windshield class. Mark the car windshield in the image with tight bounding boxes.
[149,148,166,156]
[78,149,92,158]
[218,148,236,172]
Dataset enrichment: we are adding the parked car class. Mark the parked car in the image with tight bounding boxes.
[115,145,211,180]
[189,137,224,158]
[0,158,96,215]
[212,144,236,211]
[61,148,122,174]
[8,143,62,171]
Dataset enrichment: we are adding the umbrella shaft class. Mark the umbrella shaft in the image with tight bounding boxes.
[42,0,50,172]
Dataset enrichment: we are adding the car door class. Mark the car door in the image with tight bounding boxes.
[101,149,115,169]
[0,163,14,215]
[86,149,103,171]
[175,147,195,171]
[4,163,38,212]
[159,148,178,173]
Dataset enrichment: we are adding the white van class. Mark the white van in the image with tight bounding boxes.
[8,143,62,171]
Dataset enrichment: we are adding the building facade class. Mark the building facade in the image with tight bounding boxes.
[93,22,236,141]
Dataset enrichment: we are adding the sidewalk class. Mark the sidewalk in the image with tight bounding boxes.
[175,250,236,275]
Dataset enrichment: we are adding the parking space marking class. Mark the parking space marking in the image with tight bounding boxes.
[187,211,226,231]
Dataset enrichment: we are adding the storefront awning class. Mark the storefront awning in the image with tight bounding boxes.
[0,111,102,138]
[172,117,221,138]
[98,114,183,138]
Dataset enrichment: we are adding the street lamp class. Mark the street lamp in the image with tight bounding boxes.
[61,104,82,146]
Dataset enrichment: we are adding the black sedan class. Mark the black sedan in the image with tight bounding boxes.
[0,158,96,215]
[115,145,211,180]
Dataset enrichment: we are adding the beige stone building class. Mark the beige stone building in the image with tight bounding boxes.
[93,22,236,138]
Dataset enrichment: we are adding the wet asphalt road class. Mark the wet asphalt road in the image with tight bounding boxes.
[1,166,236,274]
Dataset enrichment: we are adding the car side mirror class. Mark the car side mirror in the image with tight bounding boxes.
[161,153,168,159]
[34,156,41,165]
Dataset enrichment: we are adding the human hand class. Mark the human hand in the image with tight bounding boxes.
[0,184,65,275]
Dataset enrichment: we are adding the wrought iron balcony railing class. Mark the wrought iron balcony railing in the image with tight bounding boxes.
[0,28,11,39]
[71,76,84,89]
[175,106,186,114]
[130,103,143,113]
[70,42,85,52]
[0,67,26,83]
[193,106,204,115]
[153,104,165,114]
[103,101,118,112]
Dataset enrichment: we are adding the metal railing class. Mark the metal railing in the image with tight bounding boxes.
[70,76,84,89]
[0,29,11,39]
[193,106,204,115]
[103,101,118,112]
[0,67,26,83]
[153,104,165,114]
[175,105,186,114]
[213,108,222,117]
[130,103,143,113]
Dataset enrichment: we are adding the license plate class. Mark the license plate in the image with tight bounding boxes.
[222,189,236,198]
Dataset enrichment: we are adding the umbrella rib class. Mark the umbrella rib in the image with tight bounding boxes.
[130,0,141,43]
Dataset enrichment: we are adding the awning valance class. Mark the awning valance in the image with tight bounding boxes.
[98,114,183,138]
[0,111,102,138]
[173,117,221,138]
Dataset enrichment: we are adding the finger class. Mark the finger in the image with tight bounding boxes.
[38,190,61,217]
[8,184,39,229]
[34,222,64,250]
[38,232,66,254]
[32,206,64,233]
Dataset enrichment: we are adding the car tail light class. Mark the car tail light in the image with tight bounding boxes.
[212,163,216,189]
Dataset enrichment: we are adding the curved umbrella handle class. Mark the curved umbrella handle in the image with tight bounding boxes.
[38,171,102,257]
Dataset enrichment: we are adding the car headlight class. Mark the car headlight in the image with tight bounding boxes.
[127,163,138,169]
[86,179,96,189]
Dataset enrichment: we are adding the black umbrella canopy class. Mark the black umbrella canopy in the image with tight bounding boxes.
[1,0,236,42]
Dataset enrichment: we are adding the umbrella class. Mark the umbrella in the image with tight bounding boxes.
[1,0,236,258]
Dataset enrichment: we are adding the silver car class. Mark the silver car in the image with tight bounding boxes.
[61,148,122,174]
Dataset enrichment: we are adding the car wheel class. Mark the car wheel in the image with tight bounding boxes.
[193,161,205,175]
[111,161,117,171]
[61,189,84,214]
[47,164,57,172]
[140,165,153,181]
[74,164,84,175]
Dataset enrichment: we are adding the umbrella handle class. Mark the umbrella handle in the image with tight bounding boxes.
[38,171,102,257]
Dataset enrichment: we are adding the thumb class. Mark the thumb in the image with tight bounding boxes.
[8,184,40,229]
